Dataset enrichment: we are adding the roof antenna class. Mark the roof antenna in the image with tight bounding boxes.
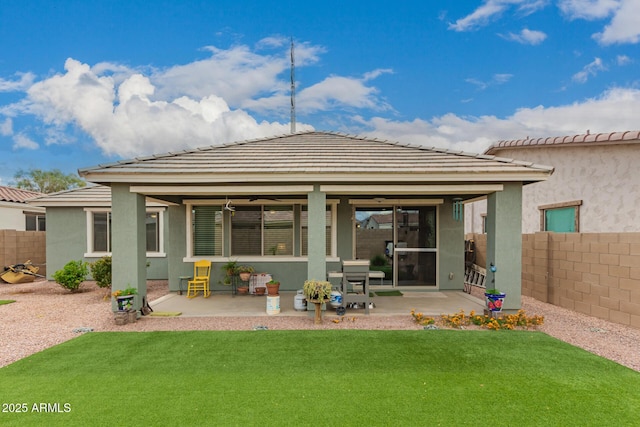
[290,38,296,134]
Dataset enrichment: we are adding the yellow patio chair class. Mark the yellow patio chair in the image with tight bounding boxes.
[186,260,211,298]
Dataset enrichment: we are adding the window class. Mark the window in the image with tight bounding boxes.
[188,202,334,258]
[231,205,294,256]
[25,213,46,231]
[192,206,223,256]
[263,206,293,256]
[86,209,163,255]
[539,200,582,232]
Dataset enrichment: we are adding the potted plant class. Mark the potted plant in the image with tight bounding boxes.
[484,288,506,312]
[266,279,280,296]
[237,265,255,282]
[303,280,332,301]
[303,280,332,324]
[112,285,138,311]
[221,260,238,277]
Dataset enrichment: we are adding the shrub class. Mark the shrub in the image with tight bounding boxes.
[90,256,112,288]
[370,254,388,266]
[53,260,89,293]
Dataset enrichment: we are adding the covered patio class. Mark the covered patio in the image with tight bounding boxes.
[78,131,553,315]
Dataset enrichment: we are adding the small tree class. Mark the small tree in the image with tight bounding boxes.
[13,168,85,194]
[53,260,88,293]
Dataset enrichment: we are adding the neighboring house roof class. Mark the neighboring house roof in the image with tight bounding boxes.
[79,131,554,185]
[0,186,45,204]
[30,185,167,207]
[486,130,640,155]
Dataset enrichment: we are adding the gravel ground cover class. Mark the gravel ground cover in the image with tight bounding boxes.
[1,280,639,371]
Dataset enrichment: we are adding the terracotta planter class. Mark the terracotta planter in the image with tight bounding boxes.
[239,272,252,282]
[254,287,266,295]
[266,282,280,295]
[237,286,249,294]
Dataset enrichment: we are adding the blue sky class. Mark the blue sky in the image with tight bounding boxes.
[1,0,639,186]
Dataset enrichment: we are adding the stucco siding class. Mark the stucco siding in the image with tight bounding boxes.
[46,207,87,279]
[0,205,28,230]
[468,145,640,233]
[45,206,168,280]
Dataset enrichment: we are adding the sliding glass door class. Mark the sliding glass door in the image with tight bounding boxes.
[355,205,437,287]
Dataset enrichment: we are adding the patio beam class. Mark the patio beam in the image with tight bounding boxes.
[321,184,504,194]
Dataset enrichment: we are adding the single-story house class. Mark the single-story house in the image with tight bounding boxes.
[0,185,46,231]
[465,130,640,234]
[35,131,554,312]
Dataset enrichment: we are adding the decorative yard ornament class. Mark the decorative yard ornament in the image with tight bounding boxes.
[452,197,463,221]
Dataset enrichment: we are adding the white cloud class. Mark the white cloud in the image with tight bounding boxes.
[357,87,640,154]
[466,74,514,90]
[558,0,620,20]
[449,0,549,31]
[12,133,39,150]
[0,118,12,136]
[593,0,640,45]
[572,57,606,83]
[502,28,548,44]
[0,72,36,92]
[558,0,640,45]
[616,55,631,65]
[6,41,386,158]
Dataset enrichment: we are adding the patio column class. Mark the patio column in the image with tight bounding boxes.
[307,185,326,281]
[486,182,523,312]
[167,204,188,292]
[111,183,146,312]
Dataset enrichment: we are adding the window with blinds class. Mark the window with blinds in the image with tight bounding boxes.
[192,206,223,256]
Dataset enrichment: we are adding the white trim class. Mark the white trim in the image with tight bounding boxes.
[131,185,314,195]
[84,252,167,258]
[325,184,504,194]
[349,199,444,206]
[184,198,340,205]
[84,208,165,257]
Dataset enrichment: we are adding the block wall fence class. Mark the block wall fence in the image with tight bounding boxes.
[0,230,46,276]
[466,232,640,329]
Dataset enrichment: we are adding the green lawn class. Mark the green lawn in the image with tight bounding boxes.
[1,330,639,426]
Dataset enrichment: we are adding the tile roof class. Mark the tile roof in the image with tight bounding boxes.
[0,186,45,204]
[30,185,168,207]
[486,130,640,155]
[79,131,553,184]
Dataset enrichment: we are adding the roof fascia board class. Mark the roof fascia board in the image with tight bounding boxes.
[86,172,551,185]
[130,185,314,195]
[32,199,167,208]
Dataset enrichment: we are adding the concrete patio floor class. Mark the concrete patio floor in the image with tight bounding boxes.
[150,289,485,317]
